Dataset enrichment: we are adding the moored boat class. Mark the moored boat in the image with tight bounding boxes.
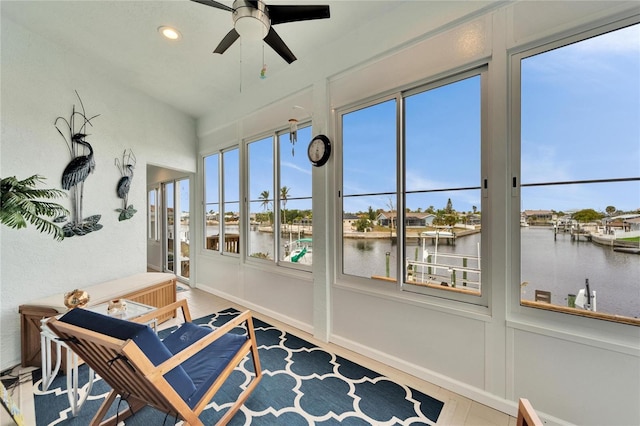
[284,238,313,265]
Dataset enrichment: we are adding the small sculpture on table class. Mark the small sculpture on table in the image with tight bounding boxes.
[64,289,90,310]
[107,299,127,315]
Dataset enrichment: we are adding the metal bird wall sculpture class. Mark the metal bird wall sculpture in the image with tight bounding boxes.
[55,92,103,237]
[115,149,137,221]
[62,133,95,190]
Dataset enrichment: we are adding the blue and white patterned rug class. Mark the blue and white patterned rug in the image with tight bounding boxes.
[33,308,443,425]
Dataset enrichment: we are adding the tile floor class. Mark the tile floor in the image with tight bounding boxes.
[174,285,518,426]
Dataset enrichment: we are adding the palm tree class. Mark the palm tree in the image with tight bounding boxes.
[259,190,270,211]
[280,186,290,225]
[1,175,69,241]
[259,190,271,225]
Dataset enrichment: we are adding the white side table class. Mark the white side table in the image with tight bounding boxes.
[40,299,157,416]
[40,319,94,416]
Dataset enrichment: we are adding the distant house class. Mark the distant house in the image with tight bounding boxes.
[625,217,640,231]
[376,211,435,228]
[376,211,396,228]
[407,212,436,227]
[343,213,360,231]
[466,214,481,226]
[606,214,640,232]
[523,210,555,224]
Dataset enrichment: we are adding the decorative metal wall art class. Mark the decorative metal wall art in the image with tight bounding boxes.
[288,118,298,156]
[55,92,103,237]
[114,149,137,221]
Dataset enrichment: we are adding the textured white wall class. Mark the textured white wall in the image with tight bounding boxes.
[0,17,197,369]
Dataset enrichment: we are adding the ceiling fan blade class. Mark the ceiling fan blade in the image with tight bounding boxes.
[264,27,296,64]
[190,0,234,12]
[268,5,330,25]
[214,28,240,54]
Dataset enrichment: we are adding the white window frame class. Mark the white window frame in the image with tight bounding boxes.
[203,146,241,257]
[509,17,640,326]
[336,67,489,309]
[244,122,313,271]
[147,186,159,242]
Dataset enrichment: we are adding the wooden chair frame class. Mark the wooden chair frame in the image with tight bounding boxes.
[46,300,262,426]
[516,398,544,426]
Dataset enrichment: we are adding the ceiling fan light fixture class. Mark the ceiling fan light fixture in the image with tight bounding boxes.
[232,0,270,42]
[158,26,182,40]
[192,0,330,64]
[235,16,268,41]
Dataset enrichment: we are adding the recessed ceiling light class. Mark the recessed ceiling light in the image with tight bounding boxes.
[158,26,181,41]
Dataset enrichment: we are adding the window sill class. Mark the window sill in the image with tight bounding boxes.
[337,276,491,322]
[520,300,640,326]
[403,278,481,296]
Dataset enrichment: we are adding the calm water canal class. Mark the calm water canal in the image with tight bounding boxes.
[520,226,639,318]
[246,226,639,318]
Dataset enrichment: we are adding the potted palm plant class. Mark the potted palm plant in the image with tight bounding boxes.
[1,174,69,241]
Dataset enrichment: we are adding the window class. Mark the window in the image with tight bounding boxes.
[516,23,640,322]
[279,126,313,266]
[339,69,486,306]
[248,136,274,259]
[176,178,190,279]
[403,74,483,303]
[204,153,220,251]
[246,125,313,267]
[222,149,240,254]
[204,148,240,255]
[148,187,158,241]
[341,98,397,278]
[161,179,190,279]
[165,181,175,272]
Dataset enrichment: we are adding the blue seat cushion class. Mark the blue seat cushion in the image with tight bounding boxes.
[162,322,248,408]
[59,308,196,402]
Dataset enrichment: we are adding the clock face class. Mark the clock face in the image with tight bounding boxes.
[308,135,331,167]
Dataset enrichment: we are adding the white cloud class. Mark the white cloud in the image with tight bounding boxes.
[281,160,311,176]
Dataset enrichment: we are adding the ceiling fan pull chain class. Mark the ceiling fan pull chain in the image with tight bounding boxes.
[260,44,267,79]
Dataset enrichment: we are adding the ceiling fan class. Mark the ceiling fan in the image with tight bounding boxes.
[191,0,330,64]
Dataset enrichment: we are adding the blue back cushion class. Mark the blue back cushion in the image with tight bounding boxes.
[59,308,196,401]
[162,322,248,408]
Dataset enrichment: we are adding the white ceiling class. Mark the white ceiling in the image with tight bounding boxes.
[1,1,496,120]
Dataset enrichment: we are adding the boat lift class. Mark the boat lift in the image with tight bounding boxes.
[406,229,481,290]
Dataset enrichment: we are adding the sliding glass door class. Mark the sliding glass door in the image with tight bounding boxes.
[162,178,190,282]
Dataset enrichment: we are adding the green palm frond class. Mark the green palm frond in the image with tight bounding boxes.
[1,175,69,241]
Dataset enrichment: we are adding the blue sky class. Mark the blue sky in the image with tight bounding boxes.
[521,23,639,212]
[341,23,639,214]
[205,23,639,216]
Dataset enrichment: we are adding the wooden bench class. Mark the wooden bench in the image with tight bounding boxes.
[19,272,176,368]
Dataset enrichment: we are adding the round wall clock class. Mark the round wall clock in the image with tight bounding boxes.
[307,134,331,167]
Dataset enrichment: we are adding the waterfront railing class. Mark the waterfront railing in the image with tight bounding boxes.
[406,253,481,291]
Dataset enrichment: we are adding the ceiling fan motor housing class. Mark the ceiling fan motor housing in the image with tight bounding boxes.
[233,0,270,40]
[192,0,330,64]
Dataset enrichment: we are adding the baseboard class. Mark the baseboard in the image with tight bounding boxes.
[194,283,570,425]
[146,263,162,272]
[330,334,570,426]
[195,284,314,335]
